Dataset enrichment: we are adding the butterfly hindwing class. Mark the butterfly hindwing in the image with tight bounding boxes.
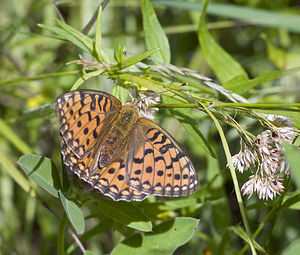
[56,90,122,158]
[126,118,198,197]
[60,132,146,201]
[89,151,148,201]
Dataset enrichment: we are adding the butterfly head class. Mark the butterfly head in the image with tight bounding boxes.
[120,104,139,125]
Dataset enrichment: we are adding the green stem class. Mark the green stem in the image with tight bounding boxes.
[239,180,293,254]
[0,118,32,154]
[58,213,68,255]
[153,103,300,109]
[0,149,35,196]
[204,106,257,255]
[0,71,79,87]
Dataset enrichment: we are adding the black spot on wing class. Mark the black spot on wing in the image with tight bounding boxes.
[133,157,144,163]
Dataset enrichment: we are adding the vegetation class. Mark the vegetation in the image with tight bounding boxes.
[0,0,300,254]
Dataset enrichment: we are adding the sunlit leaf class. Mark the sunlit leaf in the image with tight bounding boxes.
[111,217,198,255]
[141,0,171,63]
[18,154,60,198]
[198,0,248,84]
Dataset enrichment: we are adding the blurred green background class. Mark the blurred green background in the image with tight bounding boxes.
[1,0,300,254]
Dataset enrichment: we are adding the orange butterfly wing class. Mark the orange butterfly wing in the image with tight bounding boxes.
[56,90,122,159]
[56,90,146,201]
[56,90,198,201]
[126,118,198,197]
[60,136,147,201]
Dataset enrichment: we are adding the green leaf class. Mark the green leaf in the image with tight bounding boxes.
[59,190,85,234]
[84,251,96,255]
[114,44,126,63]
[141,0,171,63]
[111,217,198,255]
[282,192,300,210]
[230,226,267,254]
[224,67,300,94]
[112,83,129,104]
[56,19,94,54]
[18,154,60,198]
[198,0,248,84]
[282,239,300,255]
[283,143,300,189]
[110,48,159,71]
[163,96,215,158]
[154,0,300,34]
[38,24,90,53]
[98,200,152,232]
[95,6,109,63]
[108,73,165,93]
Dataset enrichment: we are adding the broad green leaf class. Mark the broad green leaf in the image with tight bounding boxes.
[153,0,300,33]
[18,154,60,198]
[111,217,198,255]
[157,197,198,211]
[98,200,152,232]
[163,96,215,157]
[141,0,171,63]
[224,67,300,94]
[59,190,85,234]
[282,239,300,255]
[230,226,266,254]
[38,24,90,53]
[56,19,94,54]
[283,143,300,189]
[198,0,248,84]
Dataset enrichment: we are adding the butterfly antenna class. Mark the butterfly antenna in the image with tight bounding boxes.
[123,50,136,101]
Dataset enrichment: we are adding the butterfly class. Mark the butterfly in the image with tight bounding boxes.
[56,89,198,201]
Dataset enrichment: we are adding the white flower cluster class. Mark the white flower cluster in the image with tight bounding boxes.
[232,115,298,200]
[137,91,160,120]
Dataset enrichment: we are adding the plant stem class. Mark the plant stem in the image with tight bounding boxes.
[204,106,257,255]
[58,212,68,255]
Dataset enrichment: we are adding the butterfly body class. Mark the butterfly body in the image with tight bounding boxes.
[56,90,198,201]
[98,104,138,168]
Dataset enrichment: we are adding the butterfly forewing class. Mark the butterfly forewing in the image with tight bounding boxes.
[126,118,198,197]
[56,90,122,158]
